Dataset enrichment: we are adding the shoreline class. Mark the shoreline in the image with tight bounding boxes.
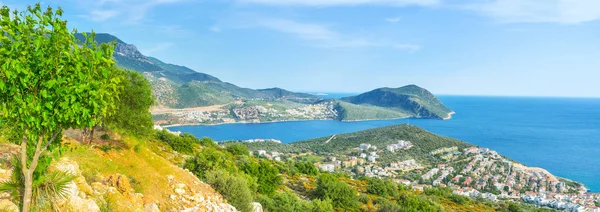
[443,111,456,120]
[161,112,456,128]
[162,116,415,128]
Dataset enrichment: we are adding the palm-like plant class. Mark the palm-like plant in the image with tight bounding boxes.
[0,156,77,211]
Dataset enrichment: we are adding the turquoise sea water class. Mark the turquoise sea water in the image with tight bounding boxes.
[168,96,600,191]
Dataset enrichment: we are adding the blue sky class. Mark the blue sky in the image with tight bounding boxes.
[3,0,600,97]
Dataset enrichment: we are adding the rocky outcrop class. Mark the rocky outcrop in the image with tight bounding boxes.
[0,144,19,212]
[165,174,237,212]
[252,202,263,212]
[0,168,18,212]
[49,158,237,212]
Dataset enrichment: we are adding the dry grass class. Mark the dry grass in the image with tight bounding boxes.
[61,133,219,210]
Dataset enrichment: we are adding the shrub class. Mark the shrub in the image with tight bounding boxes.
[241,160,283,195]
[226,143,249,156]
[205,169,254,212]
[241,160,282,195]
[310,199,335,212]
[100,134,111,140]
[258,191,312,212]
[184,147,236,179]
[314,174,359,211]
[366,177,397,197]
[155,130,195,154]
[295,161,319,176]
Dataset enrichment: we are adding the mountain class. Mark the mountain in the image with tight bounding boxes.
[80,33,453,124]
[341,85,454,119]
[78,33,318,108]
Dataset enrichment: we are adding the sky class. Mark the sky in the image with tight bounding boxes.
[3,0,600,97]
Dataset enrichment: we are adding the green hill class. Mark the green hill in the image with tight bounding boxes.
[333,100,410,121]
[79,33,320,108]
[341,85,454,119]
[242,124,471,166]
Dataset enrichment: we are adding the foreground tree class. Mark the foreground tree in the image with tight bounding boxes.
[0,4,120,211]
[105,69,154,136]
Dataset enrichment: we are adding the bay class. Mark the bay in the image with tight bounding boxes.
[168,96,600,191]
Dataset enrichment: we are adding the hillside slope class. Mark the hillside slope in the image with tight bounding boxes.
[341,85,454,119]
[244,124,471,166]
[78,33,319,108]
[0,132,237,212]
[239,124,593,211]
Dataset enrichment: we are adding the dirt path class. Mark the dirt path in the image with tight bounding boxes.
[325,134,336,144]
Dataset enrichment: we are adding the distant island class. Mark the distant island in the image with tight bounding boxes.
[84,33,454,126]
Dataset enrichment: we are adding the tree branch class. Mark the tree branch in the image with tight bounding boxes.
[41,129,61,153]
[29,129,60,173]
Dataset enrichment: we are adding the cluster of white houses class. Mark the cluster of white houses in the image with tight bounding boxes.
[252,141,600,211]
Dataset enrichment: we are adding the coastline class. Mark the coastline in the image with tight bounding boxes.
[161,112,456,128]
[443,111,456,120]
[162,116,415,128]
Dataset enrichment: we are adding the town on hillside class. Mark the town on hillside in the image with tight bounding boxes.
[252,140,600,212]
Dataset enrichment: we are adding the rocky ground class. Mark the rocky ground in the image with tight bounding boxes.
[0,136,239,212]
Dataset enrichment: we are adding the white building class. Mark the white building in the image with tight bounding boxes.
[320,164,335,172]
[257,150,267,156]
[359,143,372,150]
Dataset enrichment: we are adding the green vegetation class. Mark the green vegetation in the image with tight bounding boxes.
[366,177,402,197]
[205,169,254,212]
[155,130,216,154]
[341,85,453,119]
[295,161,319,176]
[314,174,360,211]
[243,125,471,165]
[334,100,409,121]
[105,69,155,137]
[0,4,121,211]
[258,190,334,212]
[240,160,282,195]
[0,154,77,211]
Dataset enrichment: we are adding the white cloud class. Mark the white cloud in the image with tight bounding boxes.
[89,10,118,22]
[259,19,338,42]
[236,0,439,7]
[249,18,420,51]
[386,16,402,23]
[393,44,420,52]
[139,42,174,55]
[74,0,187,24]
[210,25,222,32]
[469,0,600,24]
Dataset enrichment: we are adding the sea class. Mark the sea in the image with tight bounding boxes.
[168,95,600,192]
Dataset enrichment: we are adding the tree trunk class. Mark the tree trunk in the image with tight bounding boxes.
[19,135,32,212]
[19,131,60,212]
[90,126,95,144]
[21,170,33,212]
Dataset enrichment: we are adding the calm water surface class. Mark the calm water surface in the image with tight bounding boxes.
[169,96,600,191]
